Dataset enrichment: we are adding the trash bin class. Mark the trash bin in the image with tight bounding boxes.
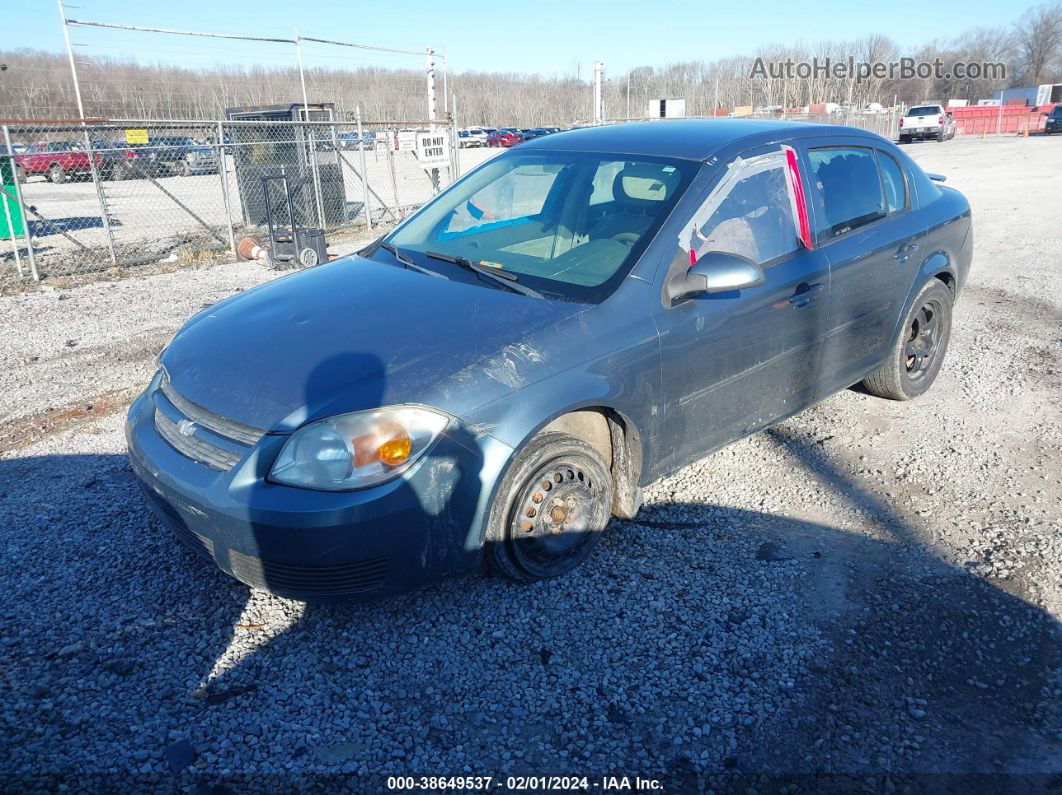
[1,154,26,240]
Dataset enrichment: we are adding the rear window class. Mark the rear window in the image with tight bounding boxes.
[906,106,940,116]
[1052,107,1062,118]
[808,147,886,238]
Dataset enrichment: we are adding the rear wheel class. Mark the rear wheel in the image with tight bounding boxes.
[936,130,946,142]
[48,164,66,184]
[485,432,613,582]
[899,134,911,144]
[862,279,953,400]
[15,165,26,183]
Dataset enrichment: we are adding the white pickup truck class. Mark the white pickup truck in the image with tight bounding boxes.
[899,104,956,143]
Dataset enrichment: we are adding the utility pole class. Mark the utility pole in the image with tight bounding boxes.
[295,26,327,230]
[426,47,437,123]
[57,0,118,265]
[442,49,448,115]
[593,60,603,125]
[56,0,86,119]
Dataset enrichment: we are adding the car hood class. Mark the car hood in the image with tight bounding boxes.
[160,256,588,432]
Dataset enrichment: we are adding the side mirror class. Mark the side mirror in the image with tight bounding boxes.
[667,251,765,302]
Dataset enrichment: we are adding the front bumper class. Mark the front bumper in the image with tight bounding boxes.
[125,378,509,600]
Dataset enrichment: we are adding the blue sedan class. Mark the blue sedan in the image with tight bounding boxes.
[126,120,972,599]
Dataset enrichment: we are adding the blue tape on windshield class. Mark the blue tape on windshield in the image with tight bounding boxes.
[438,216,532,241]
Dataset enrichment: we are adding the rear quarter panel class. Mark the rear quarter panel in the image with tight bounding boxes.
[892,146,973,339]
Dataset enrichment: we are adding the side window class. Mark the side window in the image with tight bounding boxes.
[808,147,886,239]
[690,164,799,266]
[877,151,907,213]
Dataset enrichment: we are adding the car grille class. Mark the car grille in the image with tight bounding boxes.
[159,377,264,445]
[229,550,390,598]
[153,376,266,471]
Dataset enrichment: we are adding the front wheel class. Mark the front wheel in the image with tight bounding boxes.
[484,432,613,582]
[862,279,953,400]
[49,164,66,184]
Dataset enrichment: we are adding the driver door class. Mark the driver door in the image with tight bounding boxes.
[652,146,831,474]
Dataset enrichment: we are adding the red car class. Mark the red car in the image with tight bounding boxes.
[15,141,104,184]
[487,129,522,147]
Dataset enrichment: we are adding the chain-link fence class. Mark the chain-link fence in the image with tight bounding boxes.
[1,118,459,284]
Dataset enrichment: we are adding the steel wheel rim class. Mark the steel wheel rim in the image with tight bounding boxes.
[904,298,943,381]
[509,456,607,577]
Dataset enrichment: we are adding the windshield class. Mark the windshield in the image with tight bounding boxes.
[907,106,939,116]
[384,151,695,302]
[1052,107,1062,118]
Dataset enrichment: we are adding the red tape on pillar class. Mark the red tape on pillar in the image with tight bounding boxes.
[785,147,813,250]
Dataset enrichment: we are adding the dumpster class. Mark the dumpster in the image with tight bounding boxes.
[1,153,26,240]
[224,103,346,228]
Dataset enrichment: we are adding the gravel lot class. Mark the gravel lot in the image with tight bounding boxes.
[1,135,1059,791]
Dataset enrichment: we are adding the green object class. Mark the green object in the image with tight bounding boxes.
[1,155,26,240]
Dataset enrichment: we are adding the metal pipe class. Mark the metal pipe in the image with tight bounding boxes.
[216,121,237,259]
[4,124,39,281]
[81,132,118,266]
[356,105,372,230]
[140,168,227,247]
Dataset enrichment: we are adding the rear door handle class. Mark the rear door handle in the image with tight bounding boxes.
[789,282,824,308]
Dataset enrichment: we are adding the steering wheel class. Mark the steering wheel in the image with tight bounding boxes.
[612,232,640,247]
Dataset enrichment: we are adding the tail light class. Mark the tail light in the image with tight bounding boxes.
[899,118,904,128]
[938,115,944,125]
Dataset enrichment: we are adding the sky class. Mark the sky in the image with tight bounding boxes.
[7,0,1023,77]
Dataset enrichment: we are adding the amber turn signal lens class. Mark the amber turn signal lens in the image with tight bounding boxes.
[377,432,412,467]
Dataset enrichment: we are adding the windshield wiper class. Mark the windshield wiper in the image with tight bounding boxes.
[379,242,448,279]
[424,251,544,299]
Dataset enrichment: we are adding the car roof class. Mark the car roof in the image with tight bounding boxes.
[516,119,885,160]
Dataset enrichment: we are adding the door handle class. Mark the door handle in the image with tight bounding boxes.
[894,242,918,263]
[789,282,823,308]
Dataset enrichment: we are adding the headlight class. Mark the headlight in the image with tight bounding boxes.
[269,406,450,491]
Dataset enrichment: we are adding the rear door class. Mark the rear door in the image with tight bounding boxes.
[800,140,926,390]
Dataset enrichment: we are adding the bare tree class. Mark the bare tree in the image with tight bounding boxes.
[1015,2,1062,84]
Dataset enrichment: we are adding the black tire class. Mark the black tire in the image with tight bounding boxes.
[484,431,613,582]
[899,134,911,144]
[15,165,26,183]
[181,160,193,177]
[862,279,953,401]
[936,130,946,142]
[48,164,66,184]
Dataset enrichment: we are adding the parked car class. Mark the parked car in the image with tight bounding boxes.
[899,105,955,143]
[337,130,376,150]
[520,128,551,142]
[14,141,103,183]
[135,136,219,176]
[127,120,972,600]
[459,127,490,147]
[91,139,144,181]
[1043,105,1062,134]
[487,129,522,147]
